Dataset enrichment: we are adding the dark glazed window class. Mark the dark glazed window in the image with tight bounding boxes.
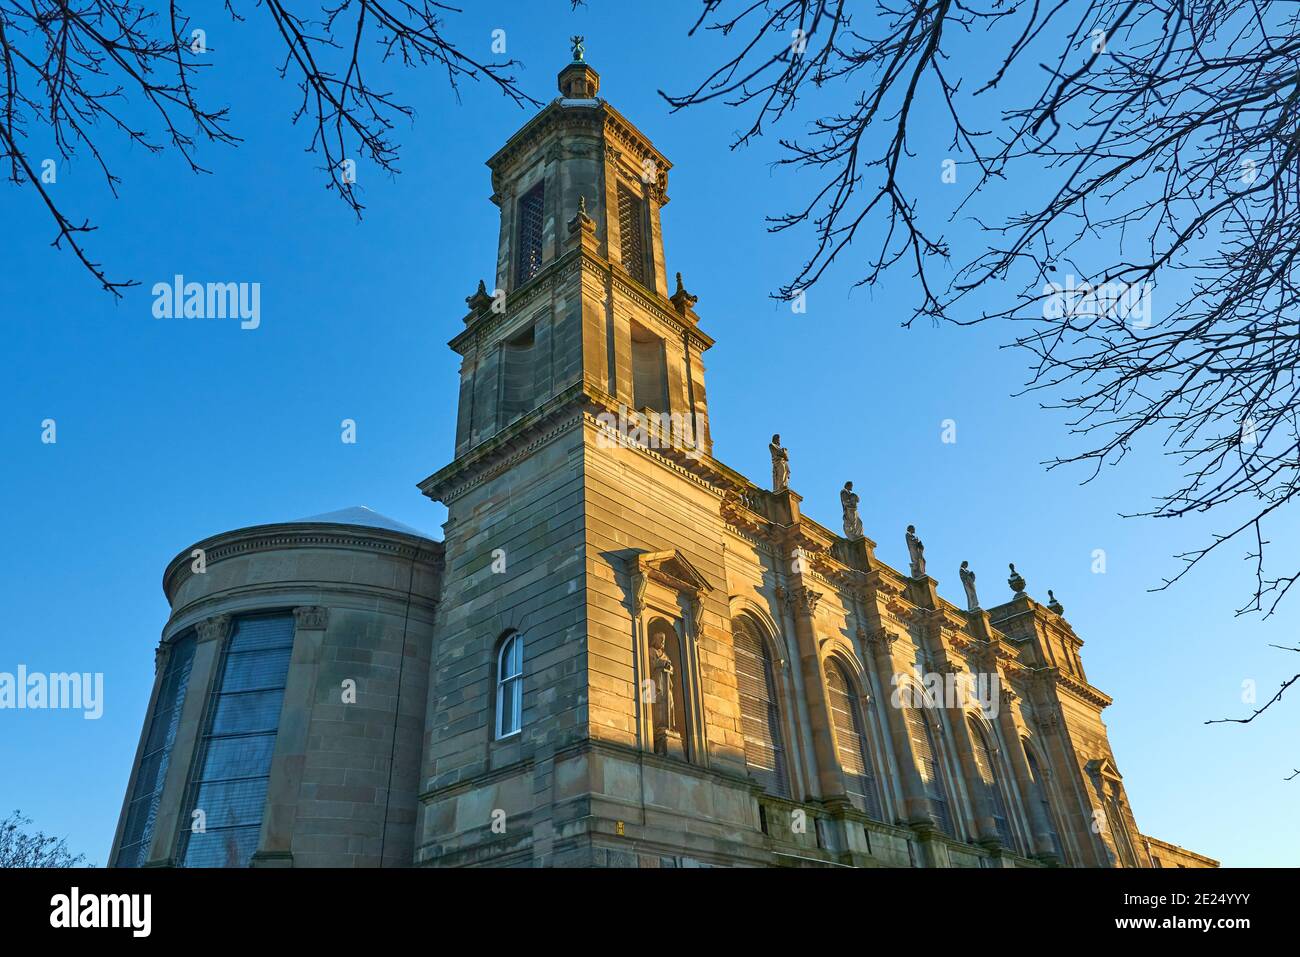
[496,631,523,739]
[115,631,197,868]
[515,183,546,285]
[178,613,294,867]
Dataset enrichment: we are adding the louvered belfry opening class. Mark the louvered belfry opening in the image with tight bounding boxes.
[969,717,1015,849]
[825,660,883,820]
[515,182,545,285]
[617,182,646,284]
[731,615,790,799]
[905,704,954,837]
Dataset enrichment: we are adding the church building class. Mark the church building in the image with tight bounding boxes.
[109,48,1216,870]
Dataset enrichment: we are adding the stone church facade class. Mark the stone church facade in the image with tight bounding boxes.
[110,52,1215,870]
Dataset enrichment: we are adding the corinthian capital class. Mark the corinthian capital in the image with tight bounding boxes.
[294,606,330,631]
[197,614,232,645]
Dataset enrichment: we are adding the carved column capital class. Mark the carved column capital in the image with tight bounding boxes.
[294,606,330,631]
[197,613,232,645]
[792,585,823,616]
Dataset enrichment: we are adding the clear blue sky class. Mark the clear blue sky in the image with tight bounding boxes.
[1,2,1294,867]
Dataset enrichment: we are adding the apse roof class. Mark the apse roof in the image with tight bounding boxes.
[295,506,434,540]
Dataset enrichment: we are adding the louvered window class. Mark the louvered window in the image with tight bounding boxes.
[825,661,883,820]
[969,718,1016,850]
[732,616,790,798]
[618,183,646,284]
[1023,743,1066,861]
[178,614,295,867]
[515,183,545,285]
[905,705,953,837]
[115,631,197,867]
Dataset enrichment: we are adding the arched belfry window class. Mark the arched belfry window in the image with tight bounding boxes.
[824,659,883,820]
[1023,740,1066,861]
[495,631,523,739]
[731,615,790,799]
[904,702,953,837]
[515,183,545,285]
[968,717,1015,850]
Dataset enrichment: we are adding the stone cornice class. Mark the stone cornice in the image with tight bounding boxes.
[485,98,672,193]
[163,525,443,604]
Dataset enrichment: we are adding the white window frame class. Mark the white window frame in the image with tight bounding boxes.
[495,632,523,739]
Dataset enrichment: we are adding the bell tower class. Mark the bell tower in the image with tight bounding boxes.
[442,46,713,462]
[416,46,724,867]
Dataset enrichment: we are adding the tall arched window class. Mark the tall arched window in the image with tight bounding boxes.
[731,615,790,798]
[904,704,953,837]
[968,717,1015,850]
[495,631,523,739]
[1106,787,1139,867]
[1022,740,1066,861]
[824,659,883,820]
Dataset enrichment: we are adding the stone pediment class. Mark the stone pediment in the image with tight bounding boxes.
[634,549,713,597]
[1087,756,1124,783]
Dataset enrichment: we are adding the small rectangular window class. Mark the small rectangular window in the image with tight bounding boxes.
[516,183,545,285]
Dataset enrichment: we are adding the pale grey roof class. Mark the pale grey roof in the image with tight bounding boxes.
[295,506,433,540]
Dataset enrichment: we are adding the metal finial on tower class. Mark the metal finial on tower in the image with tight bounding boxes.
[570,35,586,62]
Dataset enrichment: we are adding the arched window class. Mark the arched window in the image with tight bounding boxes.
[731,615,790,798]
[1022,740,1065,861]
[1106,788,1139,867]
[495,631,523,739]
[904,703,953,837]
[824,659,883,820]
[968,717,1015,850]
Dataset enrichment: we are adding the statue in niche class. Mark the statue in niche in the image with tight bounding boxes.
[906,524,927,578]
[959,560,980,611]
[649,629,676,751]
[841,481,864,539]
[770,434,790,491]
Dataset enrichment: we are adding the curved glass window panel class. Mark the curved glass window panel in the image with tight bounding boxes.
[218,647,292,692]
[209,689,287,735]
[114,631,197,868]
[180,827,262,869]
[179,613,294,867]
